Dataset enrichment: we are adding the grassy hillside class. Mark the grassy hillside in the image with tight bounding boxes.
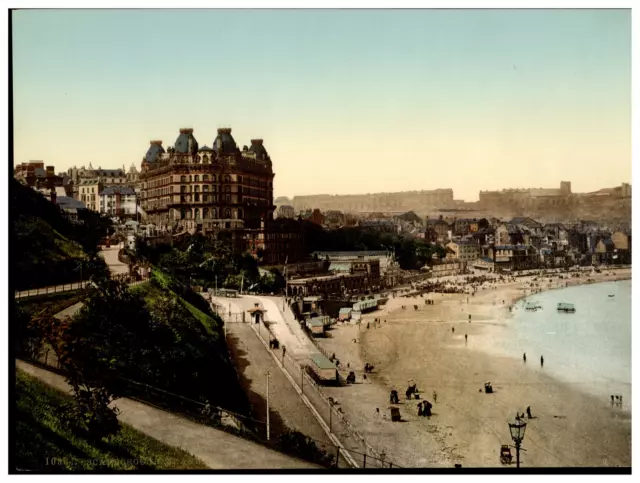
[128,271,249,414]
[15,370,208,471]
[11,179,111,290]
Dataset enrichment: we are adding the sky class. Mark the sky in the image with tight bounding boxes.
[12,8,631,201]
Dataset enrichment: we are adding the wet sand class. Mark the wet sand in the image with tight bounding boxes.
[317,269,631,468]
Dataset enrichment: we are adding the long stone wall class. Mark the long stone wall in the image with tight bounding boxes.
[291,189,454,213]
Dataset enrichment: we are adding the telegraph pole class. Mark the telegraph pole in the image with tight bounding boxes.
[265,371,271,441]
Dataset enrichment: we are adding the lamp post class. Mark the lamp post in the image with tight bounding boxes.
[508,417,527,468]
[265,371,271,441]
[328,399,335,434]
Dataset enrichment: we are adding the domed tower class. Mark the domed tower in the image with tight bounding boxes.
[174,128,199,154]
[145,140,165,163]
[213,128,238,155]
[141,140,165,172]
[249,139,269,161]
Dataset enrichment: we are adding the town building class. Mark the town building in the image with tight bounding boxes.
[77,178,103,212]
[323,210,346,229]
[235,222,304,265]
[445,240,482,264]
[471,227,495,246]
[276,205,295,219]
[358,219,399,233]
[299,208,325,226]
[287,271,373,298]
[490,245,538,271]
[425,216,451,243]
[311,250,397,288]
[452,218,488,237]
[430,260,464,277]
[611,230,632,264]
[99,186,138,217]
[139,127,275,233]
[495,223,526,246]
[509,217,543,235]
[327,259,382,288]
[595,239,615,264]
[14,162,64,192]
[51,194,87,224]
[126,163,141,194]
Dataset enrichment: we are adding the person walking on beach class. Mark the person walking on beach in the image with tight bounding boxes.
[540,355,544,368]
[526,406,532,419]
[465,333,468,345]
[611,395,615,407]
[452,327,455,334]
[523,353,527,363]
[433,390,437,403]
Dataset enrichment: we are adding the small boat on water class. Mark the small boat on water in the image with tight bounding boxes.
[608,294,615,298]
[525,301,542,311]
[557,302,576,313]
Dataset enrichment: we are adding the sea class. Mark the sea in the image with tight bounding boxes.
[484,279,631,408]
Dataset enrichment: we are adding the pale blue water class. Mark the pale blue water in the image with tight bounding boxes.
[486,279,631,406]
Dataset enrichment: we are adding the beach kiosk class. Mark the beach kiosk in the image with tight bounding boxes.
[338,308,352,321]
[308,353,338,384]
[306,317,325,336]
[247,304,266,324]
[353,299,378,314]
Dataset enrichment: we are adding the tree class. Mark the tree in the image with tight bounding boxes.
[52,277,152,439]
[14,303,43,360]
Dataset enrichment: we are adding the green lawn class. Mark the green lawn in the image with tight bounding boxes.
[15,370,208,471]
[135,274,220,335]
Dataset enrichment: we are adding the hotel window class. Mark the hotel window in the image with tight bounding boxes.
[203,174,208,181]
[181,175,186,183]
[194,175,200,182]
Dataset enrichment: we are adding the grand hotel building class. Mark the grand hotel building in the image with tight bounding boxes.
[140,127,275,233]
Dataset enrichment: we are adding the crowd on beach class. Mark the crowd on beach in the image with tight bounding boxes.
[318,265,630,431]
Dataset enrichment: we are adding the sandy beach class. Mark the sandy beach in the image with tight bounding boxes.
[316,268,631,468]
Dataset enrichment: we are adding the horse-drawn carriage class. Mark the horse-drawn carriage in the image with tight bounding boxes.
[406,379,420,400]
[499,445,513,465]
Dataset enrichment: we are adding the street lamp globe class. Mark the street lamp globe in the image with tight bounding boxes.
[509,418,527,443]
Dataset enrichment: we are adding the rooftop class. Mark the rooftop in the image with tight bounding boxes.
[309,353,336,370]
[312,250,389,258]
[100,186,136,196]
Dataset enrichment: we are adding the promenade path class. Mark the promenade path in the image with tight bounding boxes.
[15,282,91,299]
[15,246,132,299]
[225,321,331,445]
[98,245,129,276]
[211,295,315,361]
[16,360,319,470]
